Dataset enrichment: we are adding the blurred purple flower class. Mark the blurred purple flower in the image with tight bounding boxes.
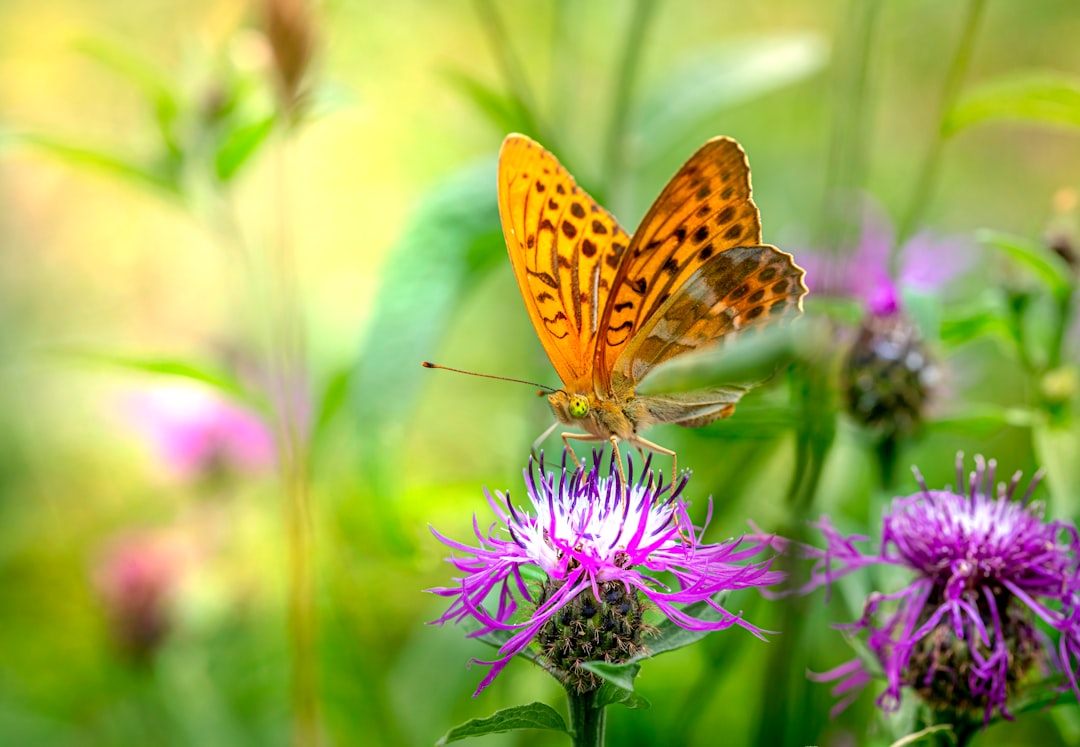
[800,454,1080,724]
[94,530,192,658]
[799,199,973,316]
[429,451,783,696]
[122,385,275,481]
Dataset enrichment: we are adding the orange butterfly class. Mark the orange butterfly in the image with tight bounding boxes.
[497,133,807,483]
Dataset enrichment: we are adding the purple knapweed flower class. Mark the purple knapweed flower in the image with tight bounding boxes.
[799,198,972,436]
[122,385,275,481]
[801,453,1080,725]
[429,451,783,696]
[799,197,973,317]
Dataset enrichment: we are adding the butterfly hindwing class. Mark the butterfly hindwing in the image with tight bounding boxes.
[638,386,748,428]
[498,134,631,390]
[595,137,766,391]
[613,244,807,387]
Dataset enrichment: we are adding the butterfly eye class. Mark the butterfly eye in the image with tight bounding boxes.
[569,395,590,419]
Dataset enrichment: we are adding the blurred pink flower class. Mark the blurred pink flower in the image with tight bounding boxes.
[798,199,974,316]
[93,530,192,658]
[122,385,275,480]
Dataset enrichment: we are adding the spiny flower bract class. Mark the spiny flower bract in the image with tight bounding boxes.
[428,450,783,695]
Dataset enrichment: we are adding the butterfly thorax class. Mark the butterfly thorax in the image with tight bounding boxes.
[547,390,653,441]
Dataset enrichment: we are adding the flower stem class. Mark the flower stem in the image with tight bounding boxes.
[894,0,987,265]
[271,127,319,747]
[817,0,882,250]
[567,689,606,747]
[602,0,658,212]
[474,0,554,149]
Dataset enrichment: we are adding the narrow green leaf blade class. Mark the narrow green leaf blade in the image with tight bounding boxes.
[634,34,828,163]
[638,317,826,396]
[351,159,504,482]
[15,133,180,196]
[48,349,257,407]
[945,72,1080,136]
[923,404,1035,437]
[435,703,569,745]
[74,37,177,108]
[215,116,276,181]
[1033,420,1080,517]
[311,363,353,442]
[977,230,1074,300]
[442,69,536,136]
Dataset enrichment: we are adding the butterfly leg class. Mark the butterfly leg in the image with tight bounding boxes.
[560,432,601,469]
[609,435,629,495]
[629,434,677,494]
[531,420,562,461]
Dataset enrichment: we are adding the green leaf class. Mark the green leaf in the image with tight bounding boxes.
[215,116,276,181]
[311,363,353,443]
[630,595,731,660]
[435,702,569,745]
[633,33,828,163]
[637,322,804,396]
[945,72,1080,136]
[595,680,650,710]
[15,132,180,196]
[923,404,1035,437]
[1009,678,1079,715]
[465,624,544,665]
[351,159,504,485]
[692,403,798,441]
[578,661,640,693]
[47,349,258,408]
[940,309,1012,347]
[442,69,537,136]
[803,296,863,326]
[1033,420,1080,517]
[74,38,179,124]
[977,230,1074,302]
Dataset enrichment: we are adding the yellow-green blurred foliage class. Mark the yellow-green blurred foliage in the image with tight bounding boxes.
[2,1,1080,745]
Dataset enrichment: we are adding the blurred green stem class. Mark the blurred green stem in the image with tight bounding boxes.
[548,0,573,135]
[567,689,605,747]
[602,0,658,212]
[817,0,882,250]
[894,0,987,264]
[474,0,553,147]
[1047,289,1074,372]
[270,128,319,747]
[754,358,835,747]
[876,433,900,492]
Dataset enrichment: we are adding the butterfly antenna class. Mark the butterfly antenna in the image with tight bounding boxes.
[421,361,559,394]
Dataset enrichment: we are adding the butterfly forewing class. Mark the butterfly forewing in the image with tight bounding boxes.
[498,135,631,391]
[594,137,767,391]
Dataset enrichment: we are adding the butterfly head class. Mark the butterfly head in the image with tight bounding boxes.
[547,390,592,422]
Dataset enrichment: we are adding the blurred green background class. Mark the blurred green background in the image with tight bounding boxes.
[2,0,1080,745]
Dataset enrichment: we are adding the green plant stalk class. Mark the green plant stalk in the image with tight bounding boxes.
[474,0,553,148]
[567,689,606,747]
[817,0,882,250]
[270,129,319,747]
[1047,288,1075,372]
[754,360,834,747]
[602,0,658,213]
[894,0,987,267]
[548,0,573,136]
